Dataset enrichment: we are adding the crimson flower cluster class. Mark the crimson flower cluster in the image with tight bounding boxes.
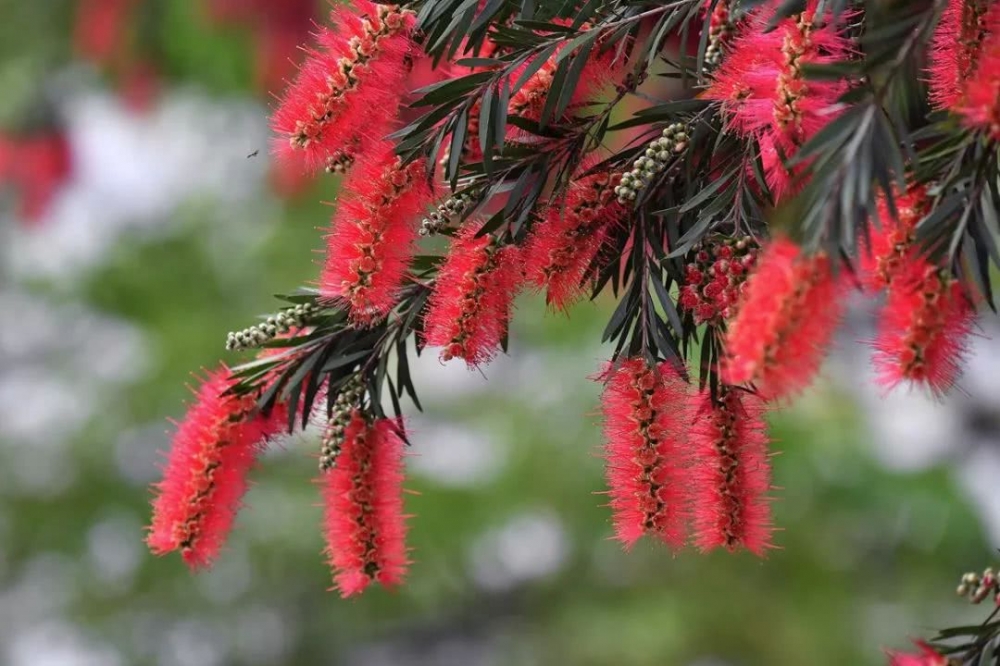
[148,0,999,621]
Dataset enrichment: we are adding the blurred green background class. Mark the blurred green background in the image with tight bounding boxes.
[1,2,997,665]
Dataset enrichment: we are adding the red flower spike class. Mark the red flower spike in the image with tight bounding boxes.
[885,640,948,666]
[321,413,409,597]
[599,358,688,549]
[956,32,1000,140]
[270,2,415,171]
[423,221,521,366]
[688,387,773,556]
[703,2,852,200]
[319,141,433,325]
[860,185,930,292]
[147,367,287,569]
[927,0,1000,111]
[524,172,625,310]
[872,260,974,396]
[723,237,846,399]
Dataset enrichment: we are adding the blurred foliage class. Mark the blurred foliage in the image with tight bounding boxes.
[0,2,996,665]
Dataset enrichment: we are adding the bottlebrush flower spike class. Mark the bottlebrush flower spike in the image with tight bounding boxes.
[723,237,846,399]
[885,641,948,666]
[872,260,974,396]
[423,221,521,366]
[321,412,409,597]
[599,358,688,549]
[688,386,772,556]
[703,2,851,199]
[927,0,1000,111]
[319,140,433,325]
[525,171,624,310]
[860,185,930,291]
[147,367,287,569]
[956,32,1000,140]
[270,1,415,171]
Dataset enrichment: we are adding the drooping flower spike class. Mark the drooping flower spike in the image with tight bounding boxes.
[423,220,521,366]
[147,367,287,569]
[319,139,434,325]
[271,2,415,171]
[320,411,409,597]
[927,0,1000,111]
[723,237,847,399]
[687,385,773,556]
[860,185,931,292]
[703,1,853,199]
[524,170,624,310]
[599,358,688,549]
[872,260,975,396]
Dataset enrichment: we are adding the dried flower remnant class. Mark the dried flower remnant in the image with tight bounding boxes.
[687,386,772,556]
[321,412,409,597]
[599,358,688,549]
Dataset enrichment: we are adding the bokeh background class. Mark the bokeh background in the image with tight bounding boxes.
[3,2,1000,665]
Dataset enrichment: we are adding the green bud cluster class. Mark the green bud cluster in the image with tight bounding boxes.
[319,376,366,471]
[226,302,318,351]
[615,123,688,203]
[420,192,476,236]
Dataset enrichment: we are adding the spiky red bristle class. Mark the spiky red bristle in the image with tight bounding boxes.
[423,221,521,366]
[321,412,409,597]
[703,2,852,200]
[524,171,624,310]
[319,140,433,325]
[270,1,415,171]
[147,367,287,569]
[723,237,846,399]
[860,185,930,292]
[872,259,975,396]
[687,386,773,556]
[927,0,1000,111]
[599,358,688,549]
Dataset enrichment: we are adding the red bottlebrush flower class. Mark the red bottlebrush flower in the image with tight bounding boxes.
[956,32,1000,140]
[319,140,433,325]
[687,387,772,556]
[270,1,415,171]
[524,171,624,309]
[927,0,1000,111]
[860,185,930,291]
[723,237,846,399]
[599,358,688,549]
[147,367,287,569]
[423,221,521,366]
[872,259,974,396]
[885,641,948,666]
[321,412,409,597]
[703,2,851,200]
